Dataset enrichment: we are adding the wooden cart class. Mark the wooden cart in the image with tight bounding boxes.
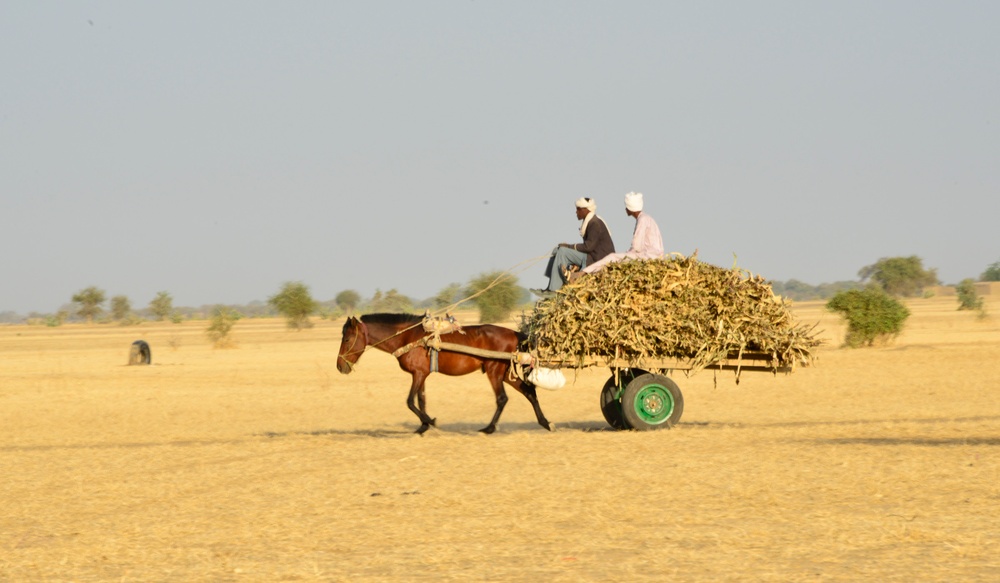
[534,352,793,430]
[428,336,794,431]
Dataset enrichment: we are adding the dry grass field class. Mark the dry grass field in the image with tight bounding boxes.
[2,296,999,582]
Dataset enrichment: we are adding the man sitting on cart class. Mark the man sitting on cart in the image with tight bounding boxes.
[535,197,615,293]
[575,191,663,278]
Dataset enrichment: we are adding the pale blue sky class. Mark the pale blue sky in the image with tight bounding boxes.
[2,1,998,314]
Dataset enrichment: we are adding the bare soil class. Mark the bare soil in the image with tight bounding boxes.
[1,297,998,581]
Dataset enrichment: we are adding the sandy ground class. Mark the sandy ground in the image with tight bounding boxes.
[1,297,998,582]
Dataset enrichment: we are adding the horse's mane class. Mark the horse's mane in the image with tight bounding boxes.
[360,313,424,326]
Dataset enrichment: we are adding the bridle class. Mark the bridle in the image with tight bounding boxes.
[338,317,369,373]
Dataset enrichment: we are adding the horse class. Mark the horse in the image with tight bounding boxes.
[336,313,552,435]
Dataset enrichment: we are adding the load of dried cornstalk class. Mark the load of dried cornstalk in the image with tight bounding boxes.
[520,254,821,375]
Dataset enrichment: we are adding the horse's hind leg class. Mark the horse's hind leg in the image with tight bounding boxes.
[479,361,507,435]
[508,376,552,431]
[480,386,507,435]
[406,372,436,434]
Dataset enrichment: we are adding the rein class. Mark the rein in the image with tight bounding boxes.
[338,318,370,373]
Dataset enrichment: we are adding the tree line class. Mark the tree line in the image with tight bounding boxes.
[824,256,992,348]
[3,256,997,330]
[2,270,529,327]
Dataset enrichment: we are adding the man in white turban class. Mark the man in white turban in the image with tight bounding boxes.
[534,197,615,293]
[578,192,663,276]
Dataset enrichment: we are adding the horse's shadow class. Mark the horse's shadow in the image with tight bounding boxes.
[259,420,613,439]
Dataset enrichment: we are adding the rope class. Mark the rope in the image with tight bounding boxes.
[344,254,551,361]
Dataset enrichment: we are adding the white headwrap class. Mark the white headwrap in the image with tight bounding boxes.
[624,191,644,212]
[576,197,602,237]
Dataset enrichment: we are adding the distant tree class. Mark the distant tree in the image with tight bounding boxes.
[335,290,361,315]
[47,311,68,327]
[72,286,106,324]
[858,256,938,297]
[981,260,1000,282]
[149,291,174,321]
[433,283,463,310]
[464,271,523,324]
[268,281,318,330]
[770,279,818,300]
[110,295,131,321]
[366,289,413,313]
[206,306,242,347]
[0,311,22,324]
[956,278,985,313]
[826,288,910,348]
[770,280,864,301]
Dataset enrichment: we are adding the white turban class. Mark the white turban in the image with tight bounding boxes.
[575,197,597,212]
[624,191,644,212]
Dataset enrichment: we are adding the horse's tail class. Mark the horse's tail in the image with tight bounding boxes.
[515,330,533,352]
[512,331,536,386]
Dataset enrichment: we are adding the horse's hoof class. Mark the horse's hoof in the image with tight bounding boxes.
[478,425,496,435]
[429,417,437,427]
[416,424,431,435]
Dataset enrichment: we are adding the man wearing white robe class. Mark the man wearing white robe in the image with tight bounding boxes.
[580,192,663,275]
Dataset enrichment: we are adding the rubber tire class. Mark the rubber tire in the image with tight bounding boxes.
[129,340,151,365]
[621,373,683,430]
[599,368,649,430]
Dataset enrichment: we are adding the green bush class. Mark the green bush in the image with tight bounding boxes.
[365,289,414,313]
[268,281,318,330]
[150,291,174,321]
[858,256,938,297]
[206,306,242,347]
[110,295,131,321]
[465,271,523,324]
[335,290,361,315]
[826,288,910,348]
[981,260,1000,282]
[956,279,984,311]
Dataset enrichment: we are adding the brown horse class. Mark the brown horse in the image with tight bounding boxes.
[336,313,552,434]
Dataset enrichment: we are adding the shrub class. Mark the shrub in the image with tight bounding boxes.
[956,279,983,310]
[366,289,413,313]
[433,283,463,310]
[149,291,174,321]
[858,256,938,297]
[981,260,1000,282]
[268,281,318,330]
[826,288,910,348]
[110,295,131,321]
[206,306,242,347]
[465,271,522,324]
[335,290,361,315]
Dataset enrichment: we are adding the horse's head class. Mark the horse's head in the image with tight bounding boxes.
[337,316,368,374]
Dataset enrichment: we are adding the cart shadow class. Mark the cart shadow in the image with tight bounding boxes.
[681,414,1000,430]
[811,436,1000,447]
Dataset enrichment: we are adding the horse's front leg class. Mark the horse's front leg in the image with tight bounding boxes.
[405,371,436,434]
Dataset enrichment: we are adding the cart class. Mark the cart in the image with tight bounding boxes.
[535,352,793,431]
[424,332,795,431]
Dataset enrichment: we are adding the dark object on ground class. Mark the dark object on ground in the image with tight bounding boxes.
[129,340,151,365]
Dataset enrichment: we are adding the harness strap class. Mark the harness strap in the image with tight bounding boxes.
[392,339,420,358]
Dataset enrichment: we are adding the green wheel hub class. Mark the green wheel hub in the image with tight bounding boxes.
[630,383,675,424]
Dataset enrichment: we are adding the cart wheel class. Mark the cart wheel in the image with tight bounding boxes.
[621,374,683,430]
[599,369,648,430]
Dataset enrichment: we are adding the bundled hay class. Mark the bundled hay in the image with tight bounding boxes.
[521,254,821,374]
